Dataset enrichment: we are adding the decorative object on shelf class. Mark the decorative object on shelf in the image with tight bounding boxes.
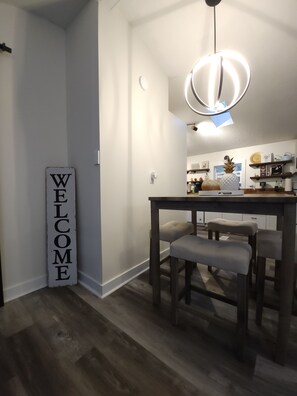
[201,160,209,169]
[262,153,273,163]
[250,152,261,164]
[201,174,220,190]
[220,155,240,190]
[271,164,283,175]
[184,0,250,116]
[285,178,292,192]
[273,154,282,161]
[191,162,200,169]
[260,165,267,177]
[282,152,292,161]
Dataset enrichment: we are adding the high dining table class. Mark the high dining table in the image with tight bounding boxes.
[0,252,3,307]
[149,193,297,365]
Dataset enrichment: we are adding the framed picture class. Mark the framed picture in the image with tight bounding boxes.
[201,160,209,169]
[271,164,283,175]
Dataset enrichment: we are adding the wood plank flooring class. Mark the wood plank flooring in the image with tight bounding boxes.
[0,258,297,395]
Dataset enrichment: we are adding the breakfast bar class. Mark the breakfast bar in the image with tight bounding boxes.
[149,193,297,365]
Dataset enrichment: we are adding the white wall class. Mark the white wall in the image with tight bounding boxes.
[0,4,68,301]
[99,1,187,295]
[187,139,297,190]
[66,0,101,293]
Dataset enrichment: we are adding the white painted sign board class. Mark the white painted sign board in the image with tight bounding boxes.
[46,167,77,287]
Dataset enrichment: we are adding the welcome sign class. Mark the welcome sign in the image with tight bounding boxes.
[46,167,77,287]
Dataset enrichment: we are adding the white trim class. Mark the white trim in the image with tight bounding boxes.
[78,247,169,298]
[3,248,170,302]
[78,270,102,297]
[4,275,47,302]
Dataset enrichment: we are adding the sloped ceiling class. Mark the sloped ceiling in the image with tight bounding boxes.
[117,0,297,155]
[0,0,89,28]
[3,0,297,156]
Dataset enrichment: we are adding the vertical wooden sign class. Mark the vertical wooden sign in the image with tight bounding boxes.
[46,167,77,287]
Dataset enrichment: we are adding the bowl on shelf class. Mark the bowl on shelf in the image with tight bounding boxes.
[250,152,261,164]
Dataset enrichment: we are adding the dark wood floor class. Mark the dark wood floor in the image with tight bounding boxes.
[1,260,297,395]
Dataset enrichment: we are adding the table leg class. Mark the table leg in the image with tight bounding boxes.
[275,203,296,364]
[151,202,160,305]
[191,210,197,235]
[0,252,3,307]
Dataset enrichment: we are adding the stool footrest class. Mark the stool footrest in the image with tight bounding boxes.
[190,285,237,306]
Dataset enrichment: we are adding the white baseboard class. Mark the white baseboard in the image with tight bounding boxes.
[4,275,47,303]
[78,247,169,298]
[2,248,169,302]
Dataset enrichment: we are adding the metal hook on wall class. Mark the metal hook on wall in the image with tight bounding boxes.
[0,42,12,54]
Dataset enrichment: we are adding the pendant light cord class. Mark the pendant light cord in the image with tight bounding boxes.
[213,6,217,54]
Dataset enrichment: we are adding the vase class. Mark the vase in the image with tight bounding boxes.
[220,172,239,190]
[201,175,220,191]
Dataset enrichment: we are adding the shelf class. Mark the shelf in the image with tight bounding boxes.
[250,174,292,181]
[187,168,209,173]
[249,160,292,168]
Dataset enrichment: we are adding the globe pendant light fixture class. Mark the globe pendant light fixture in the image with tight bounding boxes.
[184,0,251,116]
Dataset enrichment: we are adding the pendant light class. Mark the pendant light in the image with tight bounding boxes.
[184,0,250,116]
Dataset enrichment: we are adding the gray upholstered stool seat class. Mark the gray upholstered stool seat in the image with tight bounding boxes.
[256,230,297,325]
[170,235,252,353]
[159,221,195,243]
[257,230,297,261]
[207,218,258,236]
[171,235,251,275]
[149,221,194,285]
[207,218,258,283]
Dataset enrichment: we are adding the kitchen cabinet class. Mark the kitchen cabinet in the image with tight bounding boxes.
[186,211,205,224]
[223,213,243,221]
[266,215,277,230]
[242,214,266,229]
[204,211,222,223]
[204,212,276,230]
[204,212,243,223]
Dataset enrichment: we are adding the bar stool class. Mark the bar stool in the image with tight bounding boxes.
[149,221,194,285]
[207,218,258,284]
[256,230,297,326]
[170,235,252,354]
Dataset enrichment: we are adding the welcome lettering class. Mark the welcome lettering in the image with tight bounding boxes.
[46,168,77,287]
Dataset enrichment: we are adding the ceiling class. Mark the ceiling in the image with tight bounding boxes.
[3,0,297,156]
[117,0,297,156]
[0,0,89,28]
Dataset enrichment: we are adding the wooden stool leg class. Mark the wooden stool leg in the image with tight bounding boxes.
[208,231,220,273]
[249,234,257,275]
[185,261,192,305]
[237,274,248,355]
[170,256,179,325]
[274,260,281,291]
[256,256,266,326]
[207,230,213,273]
[149,237,152,285]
